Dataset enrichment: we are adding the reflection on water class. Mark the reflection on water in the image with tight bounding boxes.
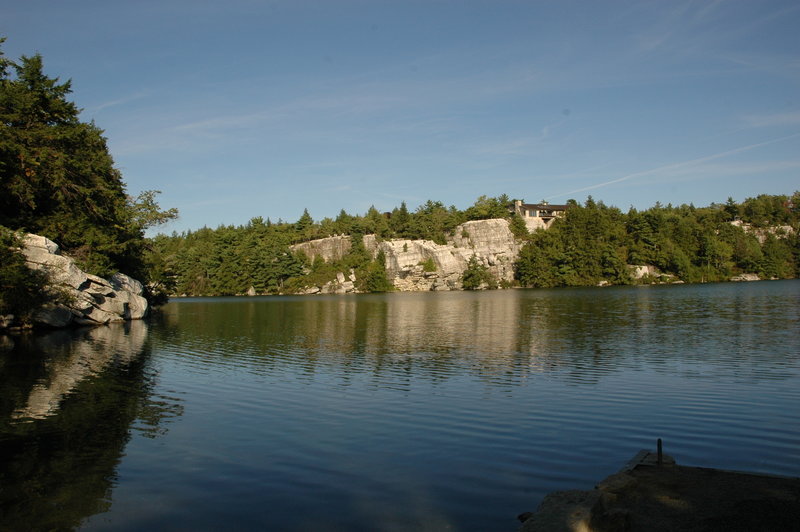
[10,322,149,421]
[1,281,799,531]
[0,321,182,531]
[158,284,800,386]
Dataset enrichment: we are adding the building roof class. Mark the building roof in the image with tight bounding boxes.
[513,202,570,211]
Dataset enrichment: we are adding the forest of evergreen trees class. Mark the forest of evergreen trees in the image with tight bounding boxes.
[147,192,800,297]
[515,194,799,288]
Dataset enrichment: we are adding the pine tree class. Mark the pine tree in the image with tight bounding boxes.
[0,41,176,279]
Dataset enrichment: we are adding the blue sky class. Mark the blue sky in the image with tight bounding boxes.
[3,0,799,234]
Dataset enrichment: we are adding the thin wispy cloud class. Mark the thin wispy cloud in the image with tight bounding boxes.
[744,112,800,128]
[549,132,800,200]
[171,110,285,134]
[670,159,800,176]
[86,91,151,114]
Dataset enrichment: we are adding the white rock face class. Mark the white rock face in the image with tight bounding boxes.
[298,219,521,293]
[730,273,760,282]
[627,265,661,279]
[14,233,149,327]
[626,264,677,282]
[523,217,551,232]
[364,219,520,291]
[292,235,352,263]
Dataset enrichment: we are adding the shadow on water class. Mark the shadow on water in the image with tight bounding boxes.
[0,321,182,531]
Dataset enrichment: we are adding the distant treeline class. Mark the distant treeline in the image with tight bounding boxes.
[148,192,800,296]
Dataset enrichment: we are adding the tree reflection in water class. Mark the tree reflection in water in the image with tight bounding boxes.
[0,321,182,530]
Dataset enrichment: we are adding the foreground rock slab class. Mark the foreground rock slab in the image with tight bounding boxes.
[14,234,148,328]
[519,451,800,532]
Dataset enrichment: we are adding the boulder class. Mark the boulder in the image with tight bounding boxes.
[110,272,145,296]
[83,306,124,324]
[627,264,660,279]
[1,314,17,329]
[22,248,89,290]
[94,293,128,317]
[23,234,60,254]
[35,304,75,328]
[84,274,115,296]
[17,233,149,328]
[126,293,148,319]
[65,288,97,312]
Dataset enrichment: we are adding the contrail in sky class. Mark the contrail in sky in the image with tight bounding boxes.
[547,132,800,200]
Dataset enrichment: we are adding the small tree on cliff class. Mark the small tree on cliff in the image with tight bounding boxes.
[462,255,496,290]
[508,213,530,239]
[362,250,394,292]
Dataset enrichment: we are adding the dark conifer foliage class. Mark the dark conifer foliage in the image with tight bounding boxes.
[514,194,800,288]
[0,40,176,282]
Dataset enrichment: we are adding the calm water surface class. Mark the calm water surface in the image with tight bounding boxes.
[1,281,799,531]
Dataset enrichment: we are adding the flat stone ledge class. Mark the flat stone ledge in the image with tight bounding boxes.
[519,450,800,532]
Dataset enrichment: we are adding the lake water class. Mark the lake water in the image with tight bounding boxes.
[1,281,799,531]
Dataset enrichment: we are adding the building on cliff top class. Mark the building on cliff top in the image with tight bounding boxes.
[509,200,569,230]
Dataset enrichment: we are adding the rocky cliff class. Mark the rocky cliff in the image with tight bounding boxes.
[729,219,795,244]
[294,218,520,293]
[292,234,352,263]
[4,234,149,329]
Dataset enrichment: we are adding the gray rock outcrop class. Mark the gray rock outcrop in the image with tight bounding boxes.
[10,234,149,328]
[292,234,352,263]
[295,219,521,293]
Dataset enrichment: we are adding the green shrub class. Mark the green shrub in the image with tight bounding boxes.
[462,255,496,290]
[419,258,436,272]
